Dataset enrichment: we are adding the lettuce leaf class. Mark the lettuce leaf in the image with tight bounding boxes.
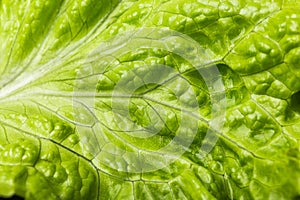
[0,0,299,199]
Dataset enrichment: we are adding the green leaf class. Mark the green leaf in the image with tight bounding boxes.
[0,0,299,199]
